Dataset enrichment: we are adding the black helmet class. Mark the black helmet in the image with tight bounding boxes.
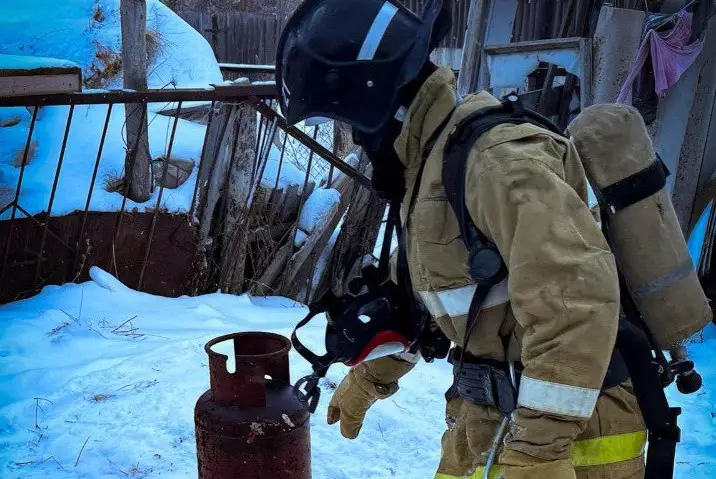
[276,0,450,134]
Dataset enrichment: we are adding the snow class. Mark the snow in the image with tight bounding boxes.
[0,271,715,477]
[297,187,341,235]
[0,268,450,478]
[0,0,232,218]
[0,54,80,71]
[0,103,209,219]
[260,145,308,193]
[689,200,713,269]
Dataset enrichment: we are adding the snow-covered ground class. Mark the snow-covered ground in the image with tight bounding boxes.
[0,268,449,478]
[0,268,715,478]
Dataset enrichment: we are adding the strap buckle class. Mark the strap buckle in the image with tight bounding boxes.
[295,373,322,413]
[451,353,518,416]
[502,91,525,115]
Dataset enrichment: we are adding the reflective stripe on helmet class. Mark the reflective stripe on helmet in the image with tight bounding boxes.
[433,431,647,478]
[518,376,600,419]
[418,279,509,319]
[357,1,399,60]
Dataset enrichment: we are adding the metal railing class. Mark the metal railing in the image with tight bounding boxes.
[0,83,372,302]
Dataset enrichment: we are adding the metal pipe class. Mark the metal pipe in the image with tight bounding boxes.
[15,204,74,252]
[34,104,75,287]
[0,84,276,107]
[74,103,113,276]
[109,103,148,272]
[137,102,183,291]
[483,361,517,479]
[0,106,38,287]
[248,98,372,189]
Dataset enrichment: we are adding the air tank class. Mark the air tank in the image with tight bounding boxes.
[568,104,712,349]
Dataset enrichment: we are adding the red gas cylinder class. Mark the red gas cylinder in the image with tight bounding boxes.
[194,332,311,479]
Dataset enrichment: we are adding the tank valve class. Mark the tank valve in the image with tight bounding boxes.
[668,346,703,395]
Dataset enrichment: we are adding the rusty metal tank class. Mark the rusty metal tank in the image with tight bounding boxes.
[194,332,311,479]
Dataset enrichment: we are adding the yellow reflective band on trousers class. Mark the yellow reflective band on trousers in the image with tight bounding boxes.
[433,430,647,478]
[571,430,647,467]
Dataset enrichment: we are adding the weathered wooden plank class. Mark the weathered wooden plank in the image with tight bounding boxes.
[313,158,385,301]
[218,102,262,293]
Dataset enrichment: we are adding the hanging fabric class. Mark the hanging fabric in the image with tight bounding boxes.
[617,11,704,104]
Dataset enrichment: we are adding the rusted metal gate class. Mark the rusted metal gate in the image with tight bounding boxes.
[0,84,373,303]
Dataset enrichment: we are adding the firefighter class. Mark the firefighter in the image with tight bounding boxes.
[276,1,646,478]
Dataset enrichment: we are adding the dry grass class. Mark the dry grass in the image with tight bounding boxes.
[92,4,105,23]
[146,29,162,61]
[122,463,155,478]
[89,393,115,403]
[47,322,70,336]
[85,43,122,89]
[103,172,125,193]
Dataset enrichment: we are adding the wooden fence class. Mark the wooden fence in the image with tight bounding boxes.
[178,10,281,64]
[178,1,470,65]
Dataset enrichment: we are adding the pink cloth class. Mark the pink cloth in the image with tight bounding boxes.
[617,12,704,104]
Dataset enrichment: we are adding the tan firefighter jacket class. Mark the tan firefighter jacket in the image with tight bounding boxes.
[386,67,645,476]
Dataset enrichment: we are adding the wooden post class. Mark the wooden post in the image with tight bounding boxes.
[457,0,491,96]
[120,0,152,202]
[196,103,236,246]
[218,102,261,293]
[673,14,716,232]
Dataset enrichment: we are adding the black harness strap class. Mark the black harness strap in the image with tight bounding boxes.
[398,110,457,345]
[617,319,681,479]
[598,156,670,214]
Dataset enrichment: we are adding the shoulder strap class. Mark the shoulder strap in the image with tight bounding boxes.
[442,94,563,255]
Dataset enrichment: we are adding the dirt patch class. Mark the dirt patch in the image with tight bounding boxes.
[12,140,37,167]
[0,117,21,128]
[0,210,198,303]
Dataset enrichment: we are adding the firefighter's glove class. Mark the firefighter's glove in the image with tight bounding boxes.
[326,357,414,439]
[499,449,576,479]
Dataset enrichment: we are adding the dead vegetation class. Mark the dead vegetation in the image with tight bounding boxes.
[47,322,70,336]
[145,29,162,61]
[85,43,123,89]
[15,455,64,469]
[89,393,115,403]
[122,463,155,478]
[92,3,106,23]
[110,315,144,339]
[103,171,126,193]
